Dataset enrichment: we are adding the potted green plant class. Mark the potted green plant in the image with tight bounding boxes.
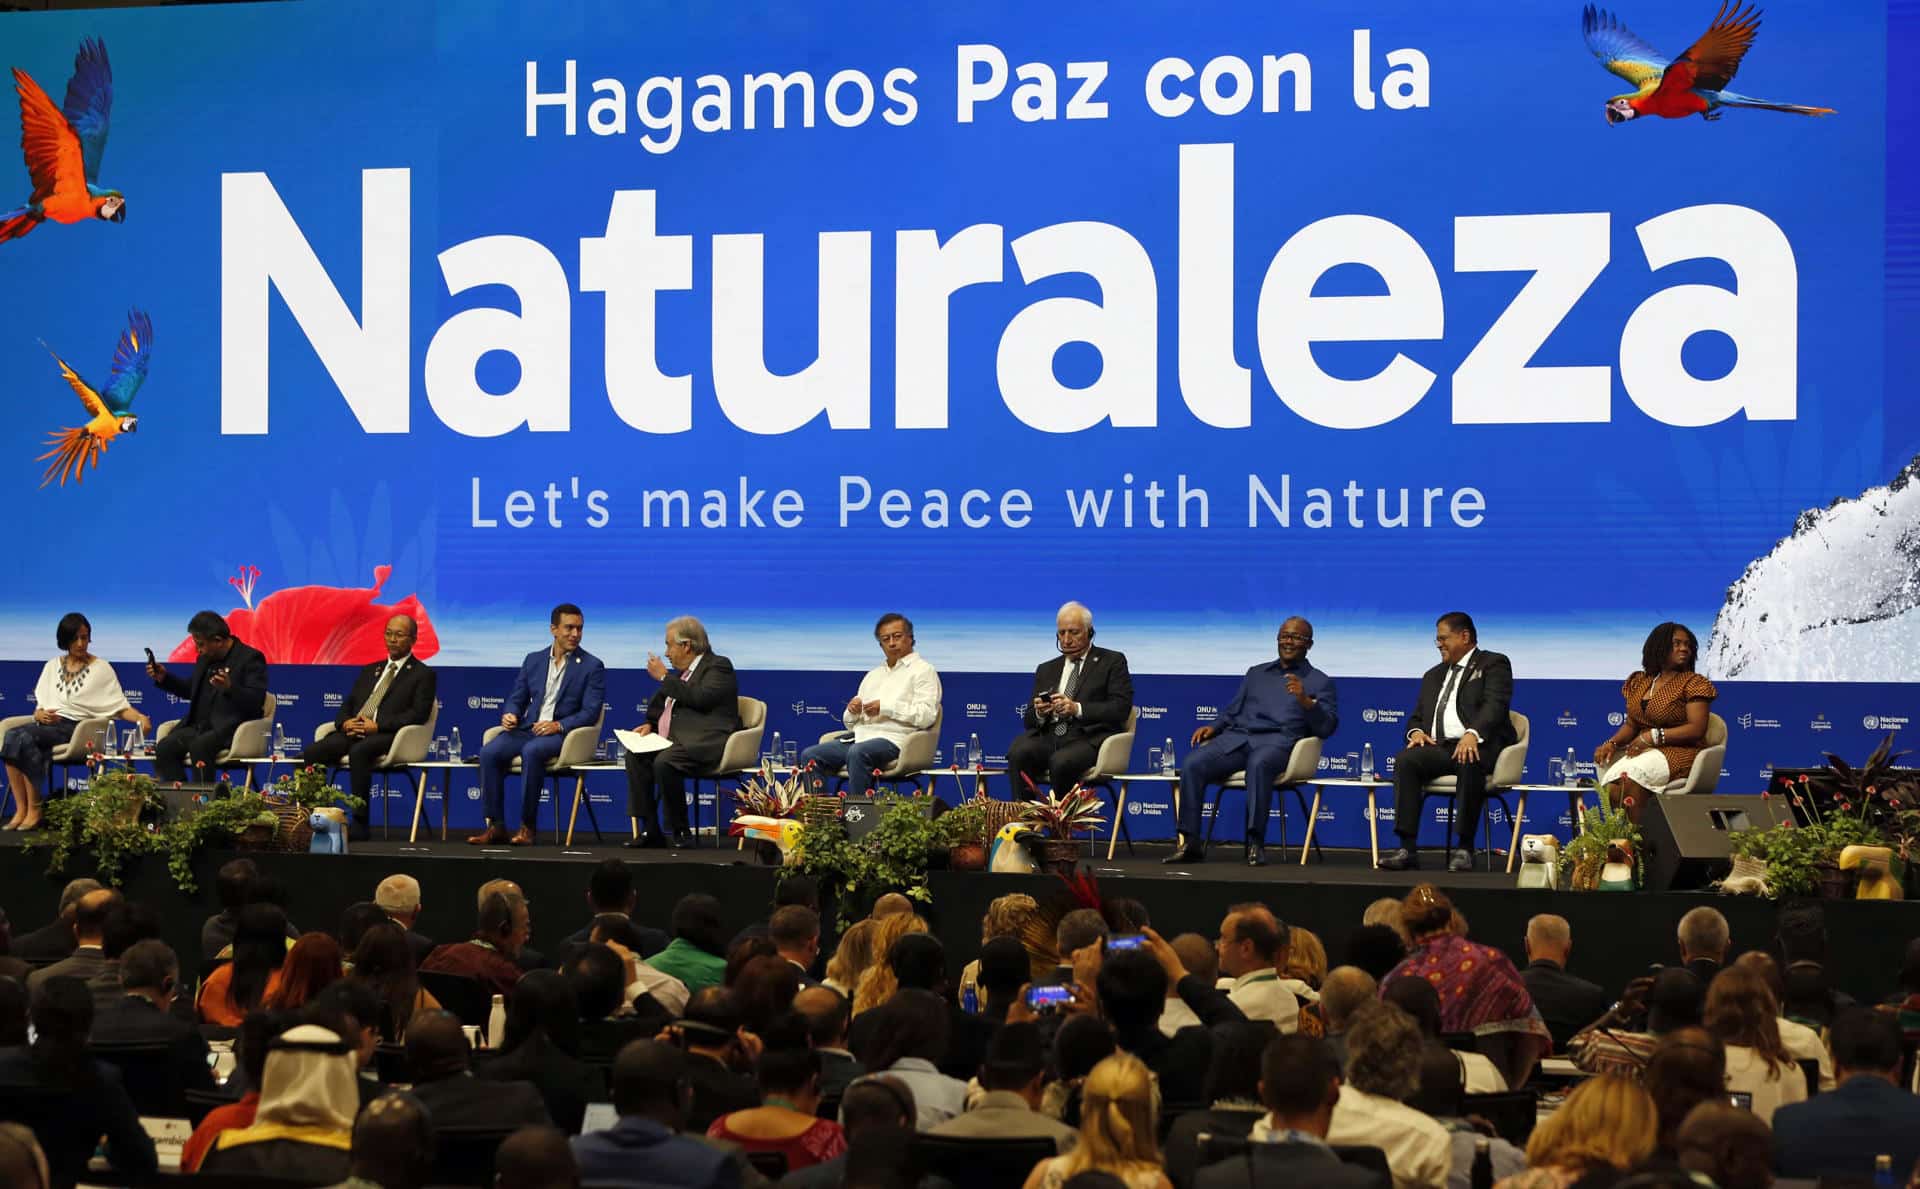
[258,765,365,851]
[784,793,937,926]
[1728,772,1890,899]
[936,794,992,870]
[157,790,276,892]
[1558,803,1644,891]
[1017,786,1107,874]
[28,759,163,886]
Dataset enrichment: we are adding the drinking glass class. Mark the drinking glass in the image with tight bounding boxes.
[1345,751,1360,777]
[783,742,798,768]
[609,738,624,763]
[1547,757,1564,785]
[953,741,969,769]
[434,736,448,761]
[1146,746,1162,773]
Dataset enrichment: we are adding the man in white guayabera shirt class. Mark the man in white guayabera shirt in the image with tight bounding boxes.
[798,613,941,796]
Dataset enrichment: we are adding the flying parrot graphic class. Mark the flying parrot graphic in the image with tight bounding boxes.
[1,37,123,243]
[36,309,152,488]
[1582,3,1835,123]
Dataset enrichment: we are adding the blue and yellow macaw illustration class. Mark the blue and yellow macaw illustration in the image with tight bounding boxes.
[37,309,152,488]
[2,38,123,243]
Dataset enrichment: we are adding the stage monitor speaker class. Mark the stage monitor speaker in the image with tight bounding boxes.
[1641,793,1770,891]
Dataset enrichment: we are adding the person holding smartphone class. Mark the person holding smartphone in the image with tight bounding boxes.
[144,611,268,784]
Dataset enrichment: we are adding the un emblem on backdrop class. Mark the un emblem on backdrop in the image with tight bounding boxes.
[1362,708,1378,723]
[467,696,481,710]
[1127,800,1142,816]
[1608,712,1625,726]
[1865,715,1880,730]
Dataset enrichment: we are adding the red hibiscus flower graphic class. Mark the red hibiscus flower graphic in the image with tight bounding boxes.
[169,565,439,665]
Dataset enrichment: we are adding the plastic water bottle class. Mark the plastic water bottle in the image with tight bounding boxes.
[1161,738,1175,776]
[1361,743,1375,781]
[450,726,463,762]
[1471,1138,1493,1189]
[770,731,783,768]
[1563,746,1577,786]
[969,733,981,771]
[1873,1155,1895,1187]
[272,723,285,760]
[961,985,978,1015]
[486,994,507,1049]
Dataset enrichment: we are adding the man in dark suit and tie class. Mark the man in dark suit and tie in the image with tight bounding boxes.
[1381,611,1516,872]
[1197,1034,1388,1189]
[1006,601,1135,802]
[1521,914,1609,1053]
[470,603,606,847]
[1772,1007,1920,1180]
[302,615,436,840]
[1165,617,1338,867]
[145,610,270,783]
[625,616,740,850]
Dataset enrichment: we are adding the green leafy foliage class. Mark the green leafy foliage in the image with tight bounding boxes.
[934,795,991,848]
[783,794,938,927]
[1557,802,1643,885]
[158,792,276,893]
[270,765,365,814]
[27,763,162,886]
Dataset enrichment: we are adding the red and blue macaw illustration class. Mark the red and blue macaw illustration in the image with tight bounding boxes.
[37,310,152,488]
[1582,3,1834,123]
[1,37,123,243]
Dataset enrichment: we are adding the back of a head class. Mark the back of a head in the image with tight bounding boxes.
[1202,1022,1269,1104]
[1284,927,1327,987]
[1773,902,1827,964]
[1056,908,1110,956]
[978,936,1030,998]
[1644,1027,1725,1149]
[1107,898,1150,933]
[1704,966,1778,1049]
[1646,968,1705,1033]
[841,1077,917,1139]
[29,975,92,1050]
[339,902,389,954]
[504,970,582,1057]
[682,986,741,1035]
[775,874,820,911]
[1731,950,1784,1003]
[769,905,820,954]
[842,1123,919,1189]
[1343,924,1408,981]
[350,1092,434,1189]
[887,931,946,991]
[117,939,178,994]
[794,985,851,1048]
[1830,1005,1903,1076]
[1381,975,1444,1037]
[755,1036,821,1097]
[477,888,523,942]
[1674,1101,1772,1189]
[1054,1014,1117,1082]
[859,987,950,1071]
[236,1010,296,1090]
[1319,966,1378,1032]
[611,1039,688,1118]
[234,902,290,955]
[0,1122,48,1189]
[1078,1052,1159,1165]
[1170,933,1218,985]
[72,889,120,942]
[493,1125,579,1189]
[733,955,803,1033]
[671,893,725,955]
[1525,1073,1658,1174]
[563,943,627,1020]
[980,1021,1046,1092]
[99,902,159,960]
[214,860,256,912]
[274,932,345,1011]
[1526,913,1572,955]
[586,858,632,911]
[374,874,422,917]
[1399,884,1453,938]
[1261,1034,1340,1117]
[869,892,914,920]
[1343,1001,1421,1101]
[403,1010,469,1081]
[1677,906,1730,961]
[724,936,778,985]
[1095,948,1167,1037]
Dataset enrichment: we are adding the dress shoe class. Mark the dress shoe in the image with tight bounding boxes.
[1448,848,1475,873]
[670,830,695,849]
[1245,842,1267,868]
[1378,847,1418,871]
[509,825,537,846]
[623,832,664,850]
[466,825,509,846]
[1161,845,1205,865]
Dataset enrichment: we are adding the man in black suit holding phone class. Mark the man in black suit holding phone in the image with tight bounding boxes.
[1006,602,1135,800]
[626,616,740,849]
[1379,611,1516,873]
[302,615,437,840]
[145,610,270,783]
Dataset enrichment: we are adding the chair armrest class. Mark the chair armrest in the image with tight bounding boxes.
[1280,737,1324,785]
[155,719,181,744]
[1091,730,1136,779]
[0,715,33,736]
[226,716,273,760]
[712,723,765,776]
[313,722,336,742]
[554,710,606,768]
[894,726,939,774]
[385,722,433,765]
[482,725,505,747]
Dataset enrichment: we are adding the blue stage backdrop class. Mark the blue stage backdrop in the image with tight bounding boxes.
[0,1,1914,847]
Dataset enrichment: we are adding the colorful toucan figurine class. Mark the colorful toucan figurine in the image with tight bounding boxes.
[37,309,152,488]
[729,814,806,864]
[2,37,123,243]
[1582,3,1834,124]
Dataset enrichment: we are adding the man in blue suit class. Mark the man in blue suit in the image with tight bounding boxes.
[1772,1007,1920,1181]
[469,603,606,846]
[1165,616,1338,868]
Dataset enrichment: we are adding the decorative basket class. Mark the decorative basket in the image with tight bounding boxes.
[800,795,842,830]
[1037,838,1081,875]
[1569,856,1602,892]
[948,843,987,871]
[985,800,1026,836]
[1814,860,1854,900]
[257,800,314,853]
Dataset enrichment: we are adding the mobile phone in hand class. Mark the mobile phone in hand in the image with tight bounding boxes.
[1025,984,1074,1010]
[1106,934,1147,951]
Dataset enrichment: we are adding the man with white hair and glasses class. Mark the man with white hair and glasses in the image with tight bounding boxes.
[625,616,740,850]
[1006,601,1135,801]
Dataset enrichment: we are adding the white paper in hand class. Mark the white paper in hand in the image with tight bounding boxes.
[616,729,671,754]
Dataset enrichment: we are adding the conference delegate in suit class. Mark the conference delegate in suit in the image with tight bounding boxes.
[146,610,270,783]
[470,604,606,846]
[1165,616,1338,868]
[625,616,741,850]
[1380,611,1517,873]
[301,614,436,839]
[1005,602,1134,799]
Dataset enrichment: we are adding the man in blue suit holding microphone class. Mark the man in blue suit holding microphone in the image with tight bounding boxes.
[468,603,606,846]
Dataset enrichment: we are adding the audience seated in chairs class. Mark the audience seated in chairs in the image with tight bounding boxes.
[673,986,765,1133]
[183,1009,295,1172]
[199,1022,359,1183]
[480,970,605,1135]
[732,953,805,1037]
[84,899,161,1012]
[346,919,442,1042]
[649,893,731,996]
[849,987,971,1130]
[1492,1074,1657,1189]
[1519,914,1609,1055]
[1704,965,1807,1124]
[564,857,669,958]
[420,887,533,1002]
[24,887,117,993]
[405,1009,552,1131]
[930,1020,1078,1151]
[12,877,101,963]
[1194,1034,1387,1189]
[86,938,214,1114]
[705,1017,847,1171]
[199,902,292,1026]
[570,1039,746,1189]
[1161,1021,1268,1188]
[0,975,155,1188]
[496,1124,583,1189]
[1324,1001,1451,1189]
[266,931,345,1013]
[1020,1052,1172,1189]
[794,983,865,1105]
[326,1090,435,1189]
[375,872,439,967]
[1674,1102,1774,1189]
[1381,973,1507,1096]
[1771,1006,1920,1182]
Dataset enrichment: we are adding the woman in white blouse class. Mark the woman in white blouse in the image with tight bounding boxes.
[2,613,150,830]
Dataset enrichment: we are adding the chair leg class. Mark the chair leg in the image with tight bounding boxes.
[1505,792,1527,875]
[580,780,604,843]
[1292,786,1324,865]
[379,771,389,841]
[1367,785,1380,868]
[1203,789,1221,848]
[408,772,426,845]
[566,776,584,848]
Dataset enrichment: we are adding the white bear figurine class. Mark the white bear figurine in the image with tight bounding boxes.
[1515,833,1559,890]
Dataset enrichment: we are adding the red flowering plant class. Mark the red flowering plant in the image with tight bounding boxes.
[268,763,365,816]
[169,565,439,665]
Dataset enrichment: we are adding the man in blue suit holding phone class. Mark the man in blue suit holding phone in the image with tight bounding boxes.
[469,603,606,846]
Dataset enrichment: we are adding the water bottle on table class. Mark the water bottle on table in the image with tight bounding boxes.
[1563,746,1578,786]
[450,726,463,762]
[1161,737,1175,776]
[969,732,981,771]
[272,723,285,760]
[1362,742,1375,781]
[770,730,783,769]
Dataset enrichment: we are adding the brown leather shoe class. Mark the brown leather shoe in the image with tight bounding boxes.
[466,825,508,846]
[509,825,537,846]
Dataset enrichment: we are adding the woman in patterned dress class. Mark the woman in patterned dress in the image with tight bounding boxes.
[1593,622,1718,823]
[2,612,150,830]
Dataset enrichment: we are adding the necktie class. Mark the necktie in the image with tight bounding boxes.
[659,673,681,739]
[1065,656,1084,699]
[359,662,399,720]
[1434,663,1462,739]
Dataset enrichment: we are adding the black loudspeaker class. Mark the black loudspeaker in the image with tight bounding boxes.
[1641,794,1772,891]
